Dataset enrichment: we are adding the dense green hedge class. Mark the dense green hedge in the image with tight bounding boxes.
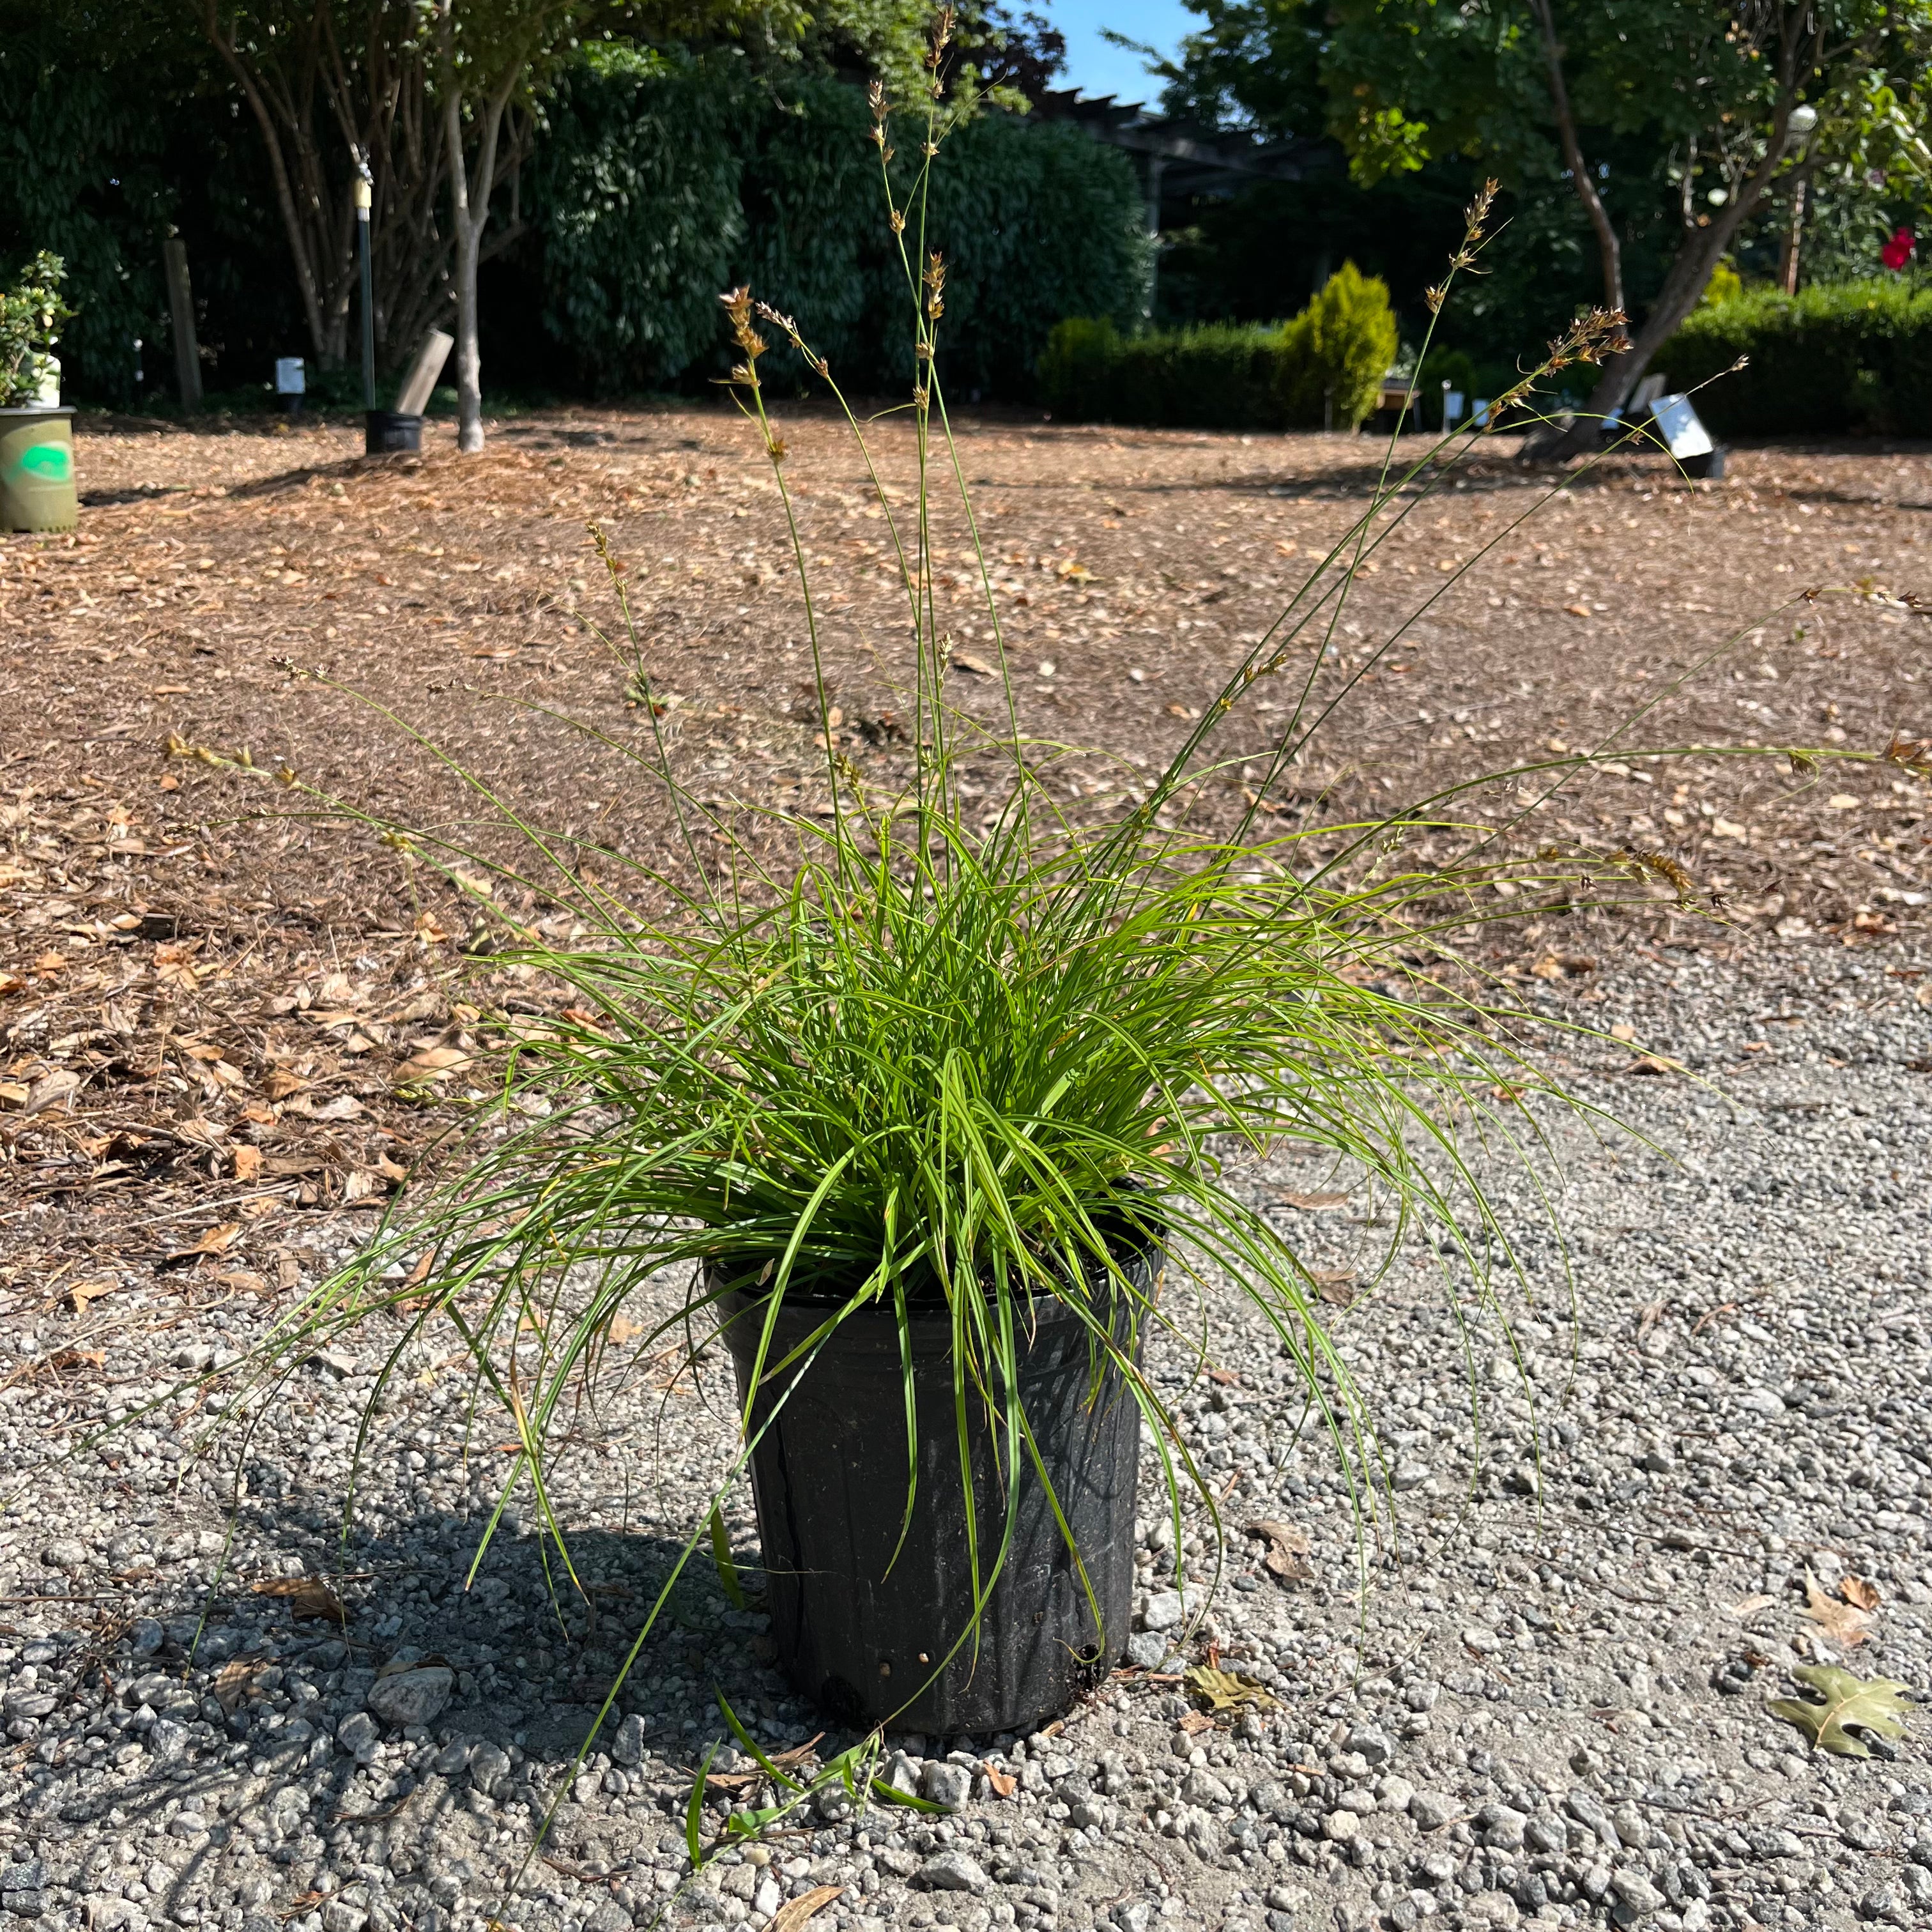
[0,20,177,403]
[1662,280,1932,437]
[1038,262,1398,430]
[529,50,1150,398]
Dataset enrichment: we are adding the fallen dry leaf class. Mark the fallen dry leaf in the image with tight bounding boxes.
[68,1278,120,1313]
[212,1657,271,1713]
[1246,1519,1314,1582]
[1841,1575,1882,1613]
[982,1764,1017,1798]
[770,1887,843,1932]
[231,1145,264,1181]
[20,1069,82,1117]
[947,650,997,677]
[172,1220,242,1261]
[396,1043,470,1082]
[1728,1594,1775,1619]
[250,1576,348,1625]
[1176,1708,1215,1735]
[1802,1569,1873,1647]
[1314,1269,1358,1306]
[703,1732,824,1795]
[261,1067,308,1101]
[1280,1190,1349,1211]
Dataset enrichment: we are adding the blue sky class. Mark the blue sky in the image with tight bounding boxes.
[1043,0,1194,105]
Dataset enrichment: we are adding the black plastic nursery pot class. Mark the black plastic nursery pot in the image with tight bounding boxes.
[365,409,423,454]
[719,1241,1158,1738]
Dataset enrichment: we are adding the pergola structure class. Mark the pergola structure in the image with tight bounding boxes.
[1032,89,1340,312]
[1036,89,1334,222]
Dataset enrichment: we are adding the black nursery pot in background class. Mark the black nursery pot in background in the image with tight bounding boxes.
[719,1242,1157,1738]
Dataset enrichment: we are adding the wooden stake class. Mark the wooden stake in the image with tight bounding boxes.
[394,329,454,417]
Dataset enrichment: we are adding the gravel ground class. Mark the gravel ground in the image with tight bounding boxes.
[3,940,1929,1932]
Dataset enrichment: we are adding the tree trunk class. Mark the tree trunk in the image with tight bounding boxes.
[442,48,518,455]
[1779,167,1813,295]
[451,197,484,452]
[1526,2,1838,454]
[1527,0,1621,313]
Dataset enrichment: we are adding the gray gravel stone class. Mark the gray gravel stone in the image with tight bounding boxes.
[1408,1790,1458,1831]
[364,1665,453,1729]
[334,1710,379,1761]
[610,1712,646,1767]
[921,1760,973,1810]
[917,1850,989,1894]
[1140,1590,1184,1632]
[468,1740,513,1798]
[1610,1868,1665,1917]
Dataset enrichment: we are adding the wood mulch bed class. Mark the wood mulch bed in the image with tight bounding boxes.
[2,403,1926,1312]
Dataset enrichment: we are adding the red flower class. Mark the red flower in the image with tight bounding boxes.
[1881,226,1915,271]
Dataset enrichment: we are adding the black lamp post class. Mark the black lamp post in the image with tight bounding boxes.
[354,162,377,447]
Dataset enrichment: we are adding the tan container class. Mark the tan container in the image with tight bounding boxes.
[1,407,78,532]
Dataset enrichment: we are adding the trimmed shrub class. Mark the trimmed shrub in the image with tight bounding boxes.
[1038,318,1290,427]
[1662,279,1932,437]
[1036,316,1121,422]
[1276,262,1398,429]
[1039,261,1398,431]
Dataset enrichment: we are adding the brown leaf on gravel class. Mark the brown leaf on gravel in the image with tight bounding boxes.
[1841,1574,1882,1613]
[261,1066,308,1101]
[982,1764,1017,1797]
[1802,1570,1873,1647]
[212,1657,272,1712]
[1246,1519,1315,1582]
[231,1144,264,1181]
[1280,1190,1349,1211]
[251,1576,348,1625]
[770,1887,844,1932]
[947,650,997,677]
[167,1220,242,1262]
[68,1278,120,1313]
[1314,1269,1358,1305]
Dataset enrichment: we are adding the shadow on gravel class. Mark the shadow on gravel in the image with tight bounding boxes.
[43,1494,799,1907]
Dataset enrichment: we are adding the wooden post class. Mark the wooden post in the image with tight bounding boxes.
[162,239,202,411]
[394,329,454,417]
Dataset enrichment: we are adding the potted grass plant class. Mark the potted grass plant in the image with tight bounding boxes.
[181,18,1871,1855]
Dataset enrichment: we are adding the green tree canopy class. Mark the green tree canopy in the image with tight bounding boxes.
[1160,0,1932,426]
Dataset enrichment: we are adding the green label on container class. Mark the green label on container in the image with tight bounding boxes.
[16,441,71,483]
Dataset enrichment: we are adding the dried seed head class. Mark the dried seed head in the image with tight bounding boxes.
[1463,177,1498,244]
[889,210,905,234]
[718,285,767,360]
